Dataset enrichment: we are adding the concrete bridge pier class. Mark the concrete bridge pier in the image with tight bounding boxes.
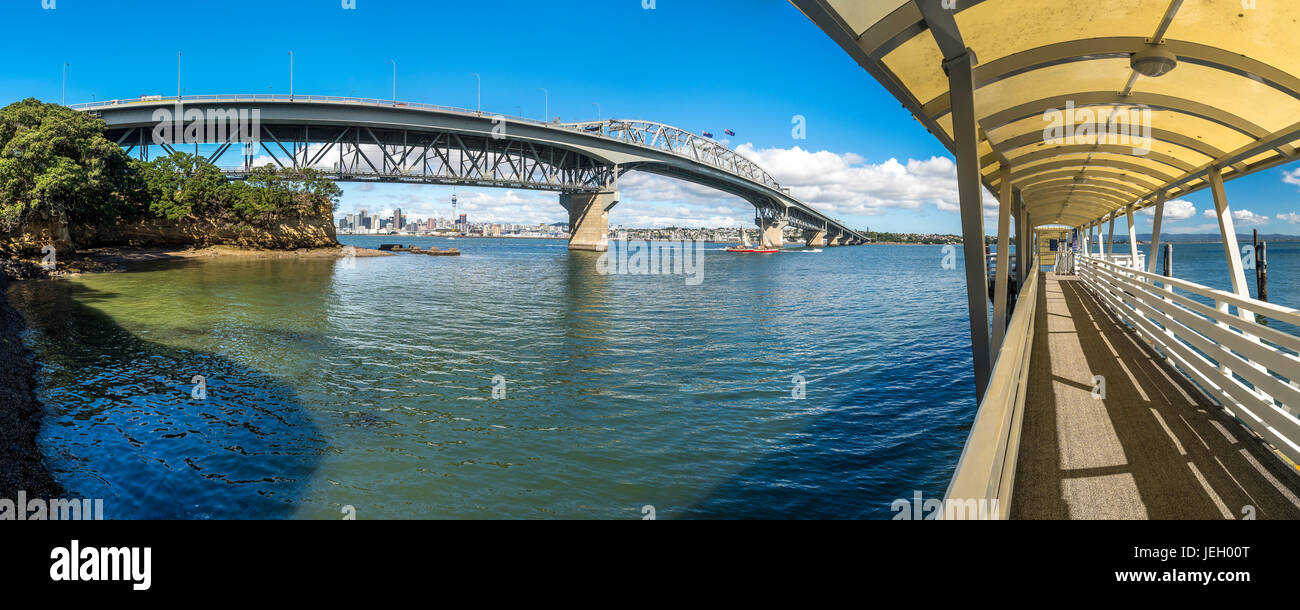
[804,230,827,248]
[828,234,843,246]
[760,218,788,248]
[561,190,618,252]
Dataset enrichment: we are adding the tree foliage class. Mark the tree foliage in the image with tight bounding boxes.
[0,98,341,233]
[0,98,139,231]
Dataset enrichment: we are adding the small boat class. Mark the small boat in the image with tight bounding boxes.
[727,228,779,253]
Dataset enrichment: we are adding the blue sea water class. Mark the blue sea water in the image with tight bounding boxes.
[7,236,1290,519]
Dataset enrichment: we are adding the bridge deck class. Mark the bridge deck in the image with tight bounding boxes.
[1011,272,1300,519]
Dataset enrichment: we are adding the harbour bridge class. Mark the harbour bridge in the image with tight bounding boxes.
[70,95,870,251]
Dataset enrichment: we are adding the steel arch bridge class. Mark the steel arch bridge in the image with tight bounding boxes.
[72,95,868,247]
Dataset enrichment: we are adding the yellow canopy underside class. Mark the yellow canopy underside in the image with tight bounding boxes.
[795,0,1300,227]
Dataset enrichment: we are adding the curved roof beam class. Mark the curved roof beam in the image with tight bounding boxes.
[978,92,1269,141]
[991,126,1228,162]
[1022,181,1142,201]
[1042,211,1115,226]
[1031,206,1129,225]
[996,169,1164,193]
[1025,193,1131,212]
[1026,199,1121,216]
[1021,176,1145,197]
[997,145,1198,174]
[921,37,1300,117]
[1005,158,1180,185]
[1027,197,1130,215]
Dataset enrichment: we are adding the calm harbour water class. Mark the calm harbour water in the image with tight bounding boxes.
[6,237,1290,519]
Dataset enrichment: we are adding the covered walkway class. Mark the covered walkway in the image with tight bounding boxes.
[1012,273,1300,519]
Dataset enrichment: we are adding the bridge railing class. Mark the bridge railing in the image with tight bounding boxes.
[69,94,553,126]
[944,251,1040,519]
[1077,255,1300,466]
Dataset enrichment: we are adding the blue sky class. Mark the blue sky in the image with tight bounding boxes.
[4,0,1300,235]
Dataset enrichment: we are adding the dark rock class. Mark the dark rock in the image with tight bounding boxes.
[0,272,61,499]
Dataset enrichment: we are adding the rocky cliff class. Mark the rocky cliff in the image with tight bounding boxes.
[71,216,339,250]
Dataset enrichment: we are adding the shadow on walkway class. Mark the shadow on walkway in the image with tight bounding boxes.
[1012,273,1300,519]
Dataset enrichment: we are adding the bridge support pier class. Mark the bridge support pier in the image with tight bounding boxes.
[561,190,618,252]
[760,218,787,249]
[828,234,843,246]
[804,230,827,248]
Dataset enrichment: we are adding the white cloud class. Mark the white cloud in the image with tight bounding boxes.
[1138,199,1195,221]
[1279,212,1300,224]
[319,142,1003,229]
[733,145,989,217]
[1202,208,1269,226]
[1284,168,1300,187]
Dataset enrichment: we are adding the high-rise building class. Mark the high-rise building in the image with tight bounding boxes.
[393,208,404,231]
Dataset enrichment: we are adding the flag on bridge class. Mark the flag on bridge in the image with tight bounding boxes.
[702,131,714,139]
[724,129,735,136]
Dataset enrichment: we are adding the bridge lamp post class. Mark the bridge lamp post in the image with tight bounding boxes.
[387,60,397,105]
[594,102,601,121]
[471,73,481,113]
[61,63,68,106]
[288,51,294,101]
[177,52,182,101]
[539,88,548,122]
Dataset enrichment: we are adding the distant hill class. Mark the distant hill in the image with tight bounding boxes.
[1110,233,1300,244]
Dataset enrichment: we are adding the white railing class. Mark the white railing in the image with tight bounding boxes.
[1053,248,1075,275]
[1099,252,1145,270]
[945,255,1040,519]
[1078,255,1300,465]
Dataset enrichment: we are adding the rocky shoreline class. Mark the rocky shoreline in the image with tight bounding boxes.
[0,272,61,499]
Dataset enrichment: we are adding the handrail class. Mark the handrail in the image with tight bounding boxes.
[944,253,1040,519]
[1077,255,1300,464]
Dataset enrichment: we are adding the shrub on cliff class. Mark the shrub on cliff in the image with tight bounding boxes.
[0,99,140,233]
[136,152,229,221]
[137,155,340,227]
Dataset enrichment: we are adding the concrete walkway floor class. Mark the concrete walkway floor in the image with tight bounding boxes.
[1011,273,1300,519]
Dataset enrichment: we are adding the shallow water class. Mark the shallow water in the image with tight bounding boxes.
[19,236,1222,519]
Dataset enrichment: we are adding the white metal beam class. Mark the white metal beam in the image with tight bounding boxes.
[1208,167,1255,323]
[946,48,994,400]
[1147,192,1167,275]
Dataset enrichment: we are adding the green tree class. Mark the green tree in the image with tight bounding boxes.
[0,98,139,232]
[138,152,229,220]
